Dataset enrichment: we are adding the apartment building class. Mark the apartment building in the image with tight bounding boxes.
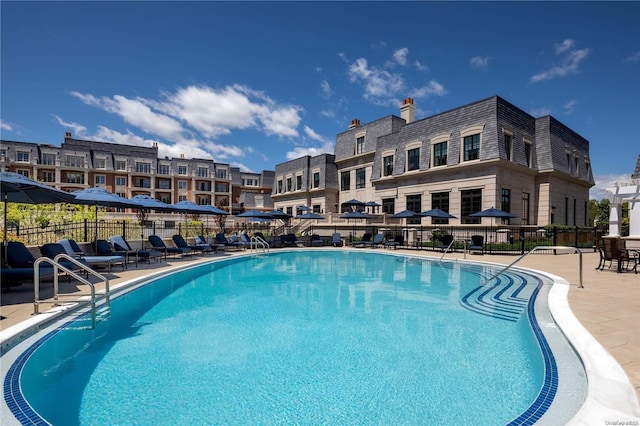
[0,133,236,211]
[230,167,275,214]
[273,95,594,226]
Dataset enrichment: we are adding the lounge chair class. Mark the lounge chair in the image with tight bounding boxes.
[331,233,343,247]
[39,243,94,275]
[280,233,303,247]
[2,241,55,287]
[310,234,324,246]
[352,233,372,247]
[173,234,212,255]
[195,235,225,253]
[108,235,162,265]
[148,235,191,258]
[384,235,403,250]
[89,240,129,270]
[469,235,484,254]
[362,233,384,248]
[438,234,454,251]
[58,238,129,271]
[214,233,243,251]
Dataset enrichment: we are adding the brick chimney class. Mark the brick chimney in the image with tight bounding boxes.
[400,97,415,123]
[349,119,361,130]
[64,132,72,139]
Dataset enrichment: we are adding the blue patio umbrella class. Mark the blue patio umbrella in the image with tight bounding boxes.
[267,209,292,220]
[469,207,517,226]
[420,208,457,219]
[1,171,76,262]
[342,199,365,212]
[237,209,273,219]
[72,187,140,247]
[390,210,421,218]
[131,194,174,213]
[365,200,381,213]
[340,210,371,241]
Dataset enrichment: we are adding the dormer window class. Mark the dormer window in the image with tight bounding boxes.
[356,136,365,154]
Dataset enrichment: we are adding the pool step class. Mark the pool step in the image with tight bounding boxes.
[461,273,532,322]
[62,306,111,330]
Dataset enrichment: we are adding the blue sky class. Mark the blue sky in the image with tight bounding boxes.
[1,2,638,199]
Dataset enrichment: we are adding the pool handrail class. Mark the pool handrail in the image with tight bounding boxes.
[34,254,110,329]
[439,238,468,261]
[250,235,269,254]
[482,246,583,288]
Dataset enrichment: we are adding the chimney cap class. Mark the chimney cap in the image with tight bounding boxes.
[402,97,414,106]
[65,132,72,138]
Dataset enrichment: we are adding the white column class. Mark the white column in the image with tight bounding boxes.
[608,203,622,237]
[629,198,640,237]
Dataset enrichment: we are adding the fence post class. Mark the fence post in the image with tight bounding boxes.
[574,226,579,248]
[84,218,88,243]
[520,228,525,255]
[553,228,557,246]
[122,220,126,239]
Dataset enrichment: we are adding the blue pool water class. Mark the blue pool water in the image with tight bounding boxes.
[7,251,556,425]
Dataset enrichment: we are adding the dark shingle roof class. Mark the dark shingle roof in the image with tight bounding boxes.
[632,153,640,179]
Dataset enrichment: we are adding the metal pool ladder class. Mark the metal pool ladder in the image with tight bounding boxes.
[481,246,583,288]
[250,236,269,254]
[34,254,111,329]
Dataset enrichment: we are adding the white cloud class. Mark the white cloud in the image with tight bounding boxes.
[563,100,577,115]
[554,39,575,54]
[529,106,552,117]
[625,51,640,63]
[530,40,590,83]
[470,56,490,70]
[414,60,428,72]
[0,119,13,131]
[303,125,325,143]
[320,80,333,99]
[348,57,446,107]
[54,115,89,137]
[590,173,635,200]
[393,48,409,66]
[284,126,334,160]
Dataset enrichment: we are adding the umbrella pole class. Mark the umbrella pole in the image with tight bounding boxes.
[3,196,7,267]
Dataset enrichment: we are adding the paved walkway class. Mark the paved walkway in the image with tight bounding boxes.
[1,248,638,402]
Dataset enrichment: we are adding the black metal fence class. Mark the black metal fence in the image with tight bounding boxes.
[4,219,598,255]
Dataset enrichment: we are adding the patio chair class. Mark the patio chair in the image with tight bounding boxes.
[438,234,455,252]
[90,240,129,271]
[469,235,484,254]
[280,233,303,247]
[215,233,243,251]
[352,233,372,247]
[310,234,324,246]
[195,235,225,253]
[173,234,212,255]
[362,233,385,248]
[148,235,191,258]
[39,243,93,276]
[2,241,55,287]
[108,235,162,265]
[384,235,403,250]
[331,233,343,247]
[598,237,634,273]
[54,239,125,272]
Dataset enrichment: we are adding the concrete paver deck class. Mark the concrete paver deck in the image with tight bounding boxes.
[1,248,638,403]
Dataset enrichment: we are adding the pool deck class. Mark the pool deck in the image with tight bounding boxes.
[1,248,638,407]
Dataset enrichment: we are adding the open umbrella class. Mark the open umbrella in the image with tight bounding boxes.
[365,201,381,213]
[342,199,365,212]
[1,171,76,263]
[390,210,422,245]
[469,207,517,226]
[72,187,140,248]
[131,194,174,213]
[237,209,273,219]
[297,212,325,235]
[420,208,457,219]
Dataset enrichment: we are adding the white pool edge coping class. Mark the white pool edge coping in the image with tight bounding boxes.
[2,250,639,424]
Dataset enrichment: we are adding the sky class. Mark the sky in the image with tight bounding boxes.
[1,2,639,200]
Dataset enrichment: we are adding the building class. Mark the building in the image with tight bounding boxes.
[273,95,594,227]
[230,167,275,214]
[0,133,250,214]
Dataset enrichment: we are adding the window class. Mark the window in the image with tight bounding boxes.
[574,155,579,176]
[431,192,450,224]
[16,169,30,177]
[66,173,84,184]
[501,189,511,225]
[355,168,366,189]
[198,182,210,191]
[255,195,264,208]
[216,183,229,192]
[178,195,187,202]
[383,155,394,176]
[277,180,283,193]
[157,179,171,189]
[433,142,448,167]
[356,136,365,154]
[461,189,482,224]
[42,153,56,165]
[95,158,106,169]
[41,171,55,182]
[115,160,126,171]
[407,147,420,171]
[198,167,208,178]
[340,171,350,191]
[296,175,302,191]
[286,177,292,192]
[406,195,422,224]
[16,151,30,163]
[382,198,395,214]
[524,141,532,167]
[157,164,170,175]
[95,175,106,185]
[463,134,480,161]
[522,192,530,225]
[135,162,151,173]
[178,181,188,190]
[115,176,127,186]
[313,172,320,188]
[216,169,227,179]
[286,206,293,216]
[178,166,188,175]
[585,157,590,176]
[313,205,321,214]
[66,155,83,168]
[504,133,512,161]
[134,178,150,188]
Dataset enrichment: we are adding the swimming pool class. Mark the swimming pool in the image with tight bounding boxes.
[3,250,588,424]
